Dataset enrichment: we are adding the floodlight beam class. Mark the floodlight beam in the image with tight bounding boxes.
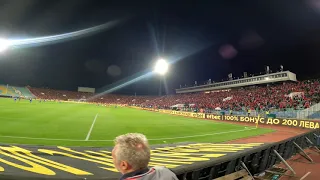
[0,39,10,52]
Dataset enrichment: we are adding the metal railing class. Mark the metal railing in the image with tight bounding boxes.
[297,103,320,119]
[172,129,320,180]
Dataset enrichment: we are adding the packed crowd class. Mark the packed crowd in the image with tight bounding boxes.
[28,87,93,101]
[89,94,156,105]
[142,80,320,111]
[28,79,320,111]
[28,87,157,104]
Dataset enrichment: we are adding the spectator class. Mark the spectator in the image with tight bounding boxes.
[112,133,178,180]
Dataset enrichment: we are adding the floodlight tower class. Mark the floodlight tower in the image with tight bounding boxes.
[154,58,169,96]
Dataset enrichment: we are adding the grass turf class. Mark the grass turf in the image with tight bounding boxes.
[0,98,274,147]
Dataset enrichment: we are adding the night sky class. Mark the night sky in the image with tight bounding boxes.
[0,0,319,95]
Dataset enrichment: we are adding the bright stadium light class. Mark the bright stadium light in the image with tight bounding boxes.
[0,38,10,52]
[154,58,169,75]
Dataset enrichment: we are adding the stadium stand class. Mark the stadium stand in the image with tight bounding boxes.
[0,85,19,97]
[28,87,93,101]
[176,71,297,93]
[0,85,37,98]
[0,85,7,95]
[12,86,35,98]
[27,79,320,118]
[143,80,320,111]
[92,94,157,105]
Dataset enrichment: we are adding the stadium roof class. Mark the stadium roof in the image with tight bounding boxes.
[176,71,297,94]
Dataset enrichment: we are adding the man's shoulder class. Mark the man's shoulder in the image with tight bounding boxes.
[151,166,174,173]
[148,166,178,180]
[125,166,178,180]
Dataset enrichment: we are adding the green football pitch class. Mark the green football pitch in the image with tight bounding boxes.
[0,98,274,147]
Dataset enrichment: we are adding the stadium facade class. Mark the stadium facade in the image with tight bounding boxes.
[176,71,297,94]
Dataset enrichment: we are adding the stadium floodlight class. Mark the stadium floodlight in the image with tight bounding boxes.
[0,38,10,52]
[154,58,169,75]
[265,77,270,80]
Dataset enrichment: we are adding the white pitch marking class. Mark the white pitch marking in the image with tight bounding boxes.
[85,113,99,141]
[0,135,84,141]
[300,172,311,180]
[0,127,256,142]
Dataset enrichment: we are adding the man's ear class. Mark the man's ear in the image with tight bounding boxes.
[120,161,131,171]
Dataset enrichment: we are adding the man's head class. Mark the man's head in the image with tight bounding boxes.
[112,133,151,174]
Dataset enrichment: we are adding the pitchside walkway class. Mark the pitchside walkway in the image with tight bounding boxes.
[279,148,320,180]
[223,122,320,180]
